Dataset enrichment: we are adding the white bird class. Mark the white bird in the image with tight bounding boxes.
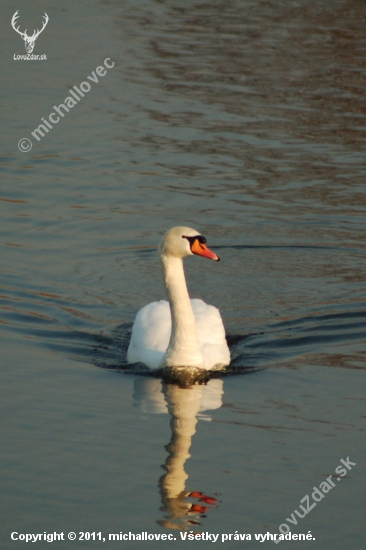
[127,226,231,370]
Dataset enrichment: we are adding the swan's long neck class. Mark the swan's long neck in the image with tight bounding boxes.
[160,255,203,367]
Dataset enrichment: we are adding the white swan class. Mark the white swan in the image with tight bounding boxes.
[127,226,230,370]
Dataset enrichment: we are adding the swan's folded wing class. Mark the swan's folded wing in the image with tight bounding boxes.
[127,300,171,369]
[191,299,231,369]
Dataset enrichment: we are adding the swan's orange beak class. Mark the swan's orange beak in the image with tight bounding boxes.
[191,238,220,261]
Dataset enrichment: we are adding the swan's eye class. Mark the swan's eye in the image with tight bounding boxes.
[182,235,206,247]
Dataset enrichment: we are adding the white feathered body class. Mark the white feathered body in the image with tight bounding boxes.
[127,298,230,370]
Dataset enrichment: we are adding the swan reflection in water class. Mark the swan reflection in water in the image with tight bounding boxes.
[133,378,223,530]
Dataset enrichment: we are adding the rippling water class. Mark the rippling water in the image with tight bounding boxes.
[1,0,365,548]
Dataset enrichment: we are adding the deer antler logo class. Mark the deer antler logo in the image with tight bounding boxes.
[11,11,49,53]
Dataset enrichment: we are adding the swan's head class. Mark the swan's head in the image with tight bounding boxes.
[159,226,220,261]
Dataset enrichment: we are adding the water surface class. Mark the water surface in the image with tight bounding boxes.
[1,0,365,548]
